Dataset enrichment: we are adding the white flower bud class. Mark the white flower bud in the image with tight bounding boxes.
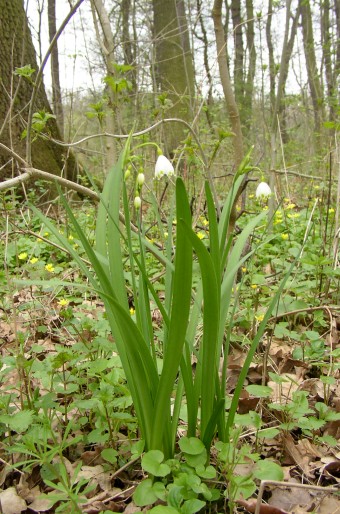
[134,196,141,209]
[137,173,145,186]
[256,182,271,199]
[154,155,174,179]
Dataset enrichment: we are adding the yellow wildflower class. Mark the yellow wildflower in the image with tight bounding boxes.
[58,298,69,307]
[281,233,289,240]
[255,314,264,322]
[18,252,28,260]
[197,232,205,240]
[285,203,296,210]
[30,257,38,264]
[328,208,335,214]
[68,235,74,241]
[129,307,135,315]
[251,284,258,289]
[45,263,55,273]
[241,267,247,273]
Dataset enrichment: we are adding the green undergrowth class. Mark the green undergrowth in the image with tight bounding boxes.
[0,156,339,512]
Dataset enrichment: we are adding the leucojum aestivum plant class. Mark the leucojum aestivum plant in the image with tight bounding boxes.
[29,136,308,498]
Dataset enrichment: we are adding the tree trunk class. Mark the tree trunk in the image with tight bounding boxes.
[91,0,118,167]
[0,0,77,182]
[48,0,64,137]
[121,0,136,90]
[244,0,256,134]
[321,0,337,123]
[152,0,195,154]
[231,0,244,115]
[212,0,244,169]
[266,0,276,113]
[300,0,324,136]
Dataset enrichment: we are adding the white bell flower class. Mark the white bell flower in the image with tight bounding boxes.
[154,155,174,179]
[134,196,141,209]
[256,182,272,199]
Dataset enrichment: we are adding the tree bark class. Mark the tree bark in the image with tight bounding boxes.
[121,0,136,90]
[231,0,244,114]
[90,0,118,167]
[48,0,64,137]
[0,0,76,182]
[212,0,244,169]
[321,0,337,123]
[244,0,256,133]
[266,0,276,113]
[300,0,324,135]
[152,0,195,154]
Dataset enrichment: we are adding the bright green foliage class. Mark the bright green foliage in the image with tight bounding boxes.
[26,138,307,460]
[134,439,219,511]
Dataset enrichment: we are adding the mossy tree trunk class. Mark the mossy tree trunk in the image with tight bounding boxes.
[152,0,195,155]
[0,0,77,182]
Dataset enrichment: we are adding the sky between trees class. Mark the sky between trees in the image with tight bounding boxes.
[26,0,308,98]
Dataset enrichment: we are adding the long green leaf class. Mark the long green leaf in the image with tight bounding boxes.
[181,221,220,446]
[151,178,193,457]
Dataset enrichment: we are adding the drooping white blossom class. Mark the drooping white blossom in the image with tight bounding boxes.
[154,155,174,179]
[134,196,141,209]
[256,182,272,198]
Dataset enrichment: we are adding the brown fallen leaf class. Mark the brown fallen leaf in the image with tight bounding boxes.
[28,493,56,512]
[0,487,27,514]
[282,433,315,478]
[237,498,288,513]
[268,480,312,511]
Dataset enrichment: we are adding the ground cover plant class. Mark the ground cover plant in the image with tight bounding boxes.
[0,133,339,514]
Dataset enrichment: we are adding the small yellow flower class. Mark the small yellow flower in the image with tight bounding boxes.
[30,257,38,264]
[275,210,283,218]
[248,194,254,199]
[36,236,43,243]
[163,231,168,239]
[328,208,335,214]
[44,232,49,237]
[129,307,135,315]
[287,213,300,219]
[241,267,247,273]
[313,185,320,189]
[251,284,258,289]
[202,219,209,227]
[281,233,289,240]
[262,206,268,211]
[45,263,55,273]
[285,203,295,210]
[58,298,69,306]
[197,232,205,240]
[273,219,283,225]
[18,252,28,260]
[73,243,79,249]
[68,235,74,241]
[255,314,264,322]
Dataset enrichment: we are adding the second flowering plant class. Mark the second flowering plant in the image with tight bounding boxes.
[30,138,302,458]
